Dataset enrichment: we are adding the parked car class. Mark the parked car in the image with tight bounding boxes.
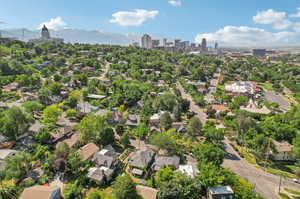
[292,179,300,184]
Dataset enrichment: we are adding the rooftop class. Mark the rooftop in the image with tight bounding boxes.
[208,186,234,195]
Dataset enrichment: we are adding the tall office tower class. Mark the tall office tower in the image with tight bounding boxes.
[215,42,218,50]
[141,34,152,49]
[175,39,181,48]
[201,38,207,51]
[152,40,160,48]
[163,38,167,47]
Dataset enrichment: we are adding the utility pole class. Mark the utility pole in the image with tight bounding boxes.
[278,176,282,193]
[264,138,271,171]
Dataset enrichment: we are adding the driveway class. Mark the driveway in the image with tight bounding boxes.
[223,140,300,199]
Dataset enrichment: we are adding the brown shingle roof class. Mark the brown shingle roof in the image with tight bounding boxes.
[78,143,100,161]
[212,104,230,112]
[19,185,61,199]
[273,140,292,152]
[137,185,158,199]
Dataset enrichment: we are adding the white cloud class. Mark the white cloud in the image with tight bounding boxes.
[253,9,291,30]
[195,26,297,46]
[110,9,159,26]
[0,20,5,24]
[168,0,182,7]
[39,17,67,30]
[290,7,300,17]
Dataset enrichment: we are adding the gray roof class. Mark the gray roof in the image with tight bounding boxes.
[0,149,18,160]
[77,102,98,114]
[93,154,117,168]
[208,186,234,195]
[129,148,155,169]
[29,120,45,133]
[87,167,114,182]
[153,155,180,171]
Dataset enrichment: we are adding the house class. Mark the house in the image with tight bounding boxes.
[87,166,114,184]
[136,185,158,199]
[178,164,200,178]
[152,155,180,171]
[125,114,140,127]
[2,82,18,92]
[128,148,155,177]
[87,94,106,100]
[171,122,187,133]
[82,66,95,74]
[92,146,119,168]
[207,186,234,199]
[195,82,207,93]
[78,143,100,161]
[149,111,168,126]
[29,120,45,134]
[271,140,295,161]
[113,111,123,123]
[76,102,98,115]
[19,185,61,199]
[0,149,18,160]
[27,168,44,181]
[225,81,260,96]
[0,135,15,149]
[62,132,80,149]
[211,105,230,114]
[52,126,74,144]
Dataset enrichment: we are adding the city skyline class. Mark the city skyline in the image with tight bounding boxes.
[1,0,300,46]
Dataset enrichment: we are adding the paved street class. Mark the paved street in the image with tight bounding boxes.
[223,140,300,199]
[176,82,207,124]
[177,82,300,199]
[264,90,291,110]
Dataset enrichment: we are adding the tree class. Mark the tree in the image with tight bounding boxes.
[0,106,32,140]
[157,172,202,199]
[63,181,83,199]
[135,123,149,140]
[194,143,224,167]
[203,122,224,144]
[230,96,249,109]
[34,128,51,144]
[186,117,202,138]
[0,182,18,199]
[120,133,130,148]
[85,188,104,199]
[112,174,139,199]
[22,101,43,113]
[55,142,70,158]
[3,152,32,181]
[150,132,175,152]
[159,112,172,131]
[293,134,300,163]
[78,114,114,146]
[42,104,62,124]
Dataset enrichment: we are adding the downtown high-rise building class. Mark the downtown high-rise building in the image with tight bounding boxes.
[141,34,152,49]
[201,38,207,51]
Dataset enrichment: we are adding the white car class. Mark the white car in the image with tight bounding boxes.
[293,179,300,184]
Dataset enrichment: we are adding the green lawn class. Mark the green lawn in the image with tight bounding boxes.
[279,192,292,199]
[261,82,274,91]
[284,188,300,196]
[231,142,257,164]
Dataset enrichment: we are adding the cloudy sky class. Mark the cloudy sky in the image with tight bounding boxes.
[0,0,300,46]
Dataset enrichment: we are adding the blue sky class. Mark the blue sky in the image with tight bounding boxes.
[1,0,300,45]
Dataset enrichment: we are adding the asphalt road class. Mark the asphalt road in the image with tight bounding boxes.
[264,90,290,110]
[176,83,207,124]
[176,82,300,199]
[223,139,300,199]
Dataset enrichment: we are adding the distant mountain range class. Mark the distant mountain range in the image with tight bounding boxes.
[0,28,152,45]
